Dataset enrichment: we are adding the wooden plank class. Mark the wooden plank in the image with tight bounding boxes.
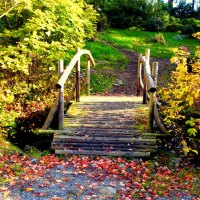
[55,149,151,157]
[63,124,136,129]
[54,135,156,144]
[53,146,157,153]
[53,132,156,138]
[52,138,156,144]
[51,143,157,150]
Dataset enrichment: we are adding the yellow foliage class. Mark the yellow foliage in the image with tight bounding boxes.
[159,48,200,155]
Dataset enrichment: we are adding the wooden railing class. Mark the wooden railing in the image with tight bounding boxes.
[137,49,167,134]
[42,48,95,130]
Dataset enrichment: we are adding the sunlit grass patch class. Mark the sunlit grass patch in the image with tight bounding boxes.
[99,28,200,59]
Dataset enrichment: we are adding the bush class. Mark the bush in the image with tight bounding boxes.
[0,0,98,141]
[165,16,200,34]
[143,18,165,31]
[152,33,166,45]
[159,48,200,156]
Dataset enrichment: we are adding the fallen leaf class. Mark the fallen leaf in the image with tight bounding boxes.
[25,187,34,192]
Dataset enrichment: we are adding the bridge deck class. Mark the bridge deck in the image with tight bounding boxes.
[51,96,157,157]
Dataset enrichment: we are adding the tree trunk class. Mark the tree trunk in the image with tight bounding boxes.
[168,0,174,9]
[192,0,195,10]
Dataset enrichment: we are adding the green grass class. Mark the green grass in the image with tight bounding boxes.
[99,28,200,59]
[84,40,128,93]
[85,40,127,71]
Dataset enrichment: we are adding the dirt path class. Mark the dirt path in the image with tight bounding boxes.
[107,48,170,96]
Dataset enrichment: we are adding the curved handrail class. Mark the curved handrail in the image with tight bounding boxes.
[137,49,167,134]
[42,48,95,130]
[139,56,156,93]
[56,49,95,89]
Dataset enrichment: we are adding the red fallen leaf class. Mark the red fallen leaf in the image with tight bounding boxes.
[51,197,62,200]
[134,182,141,189]
[186,184,191,189]
[64,177,71,182]
[33,192,48,197]
[130,161,137,168]
[185,174,192,181]
[163,170,171,175]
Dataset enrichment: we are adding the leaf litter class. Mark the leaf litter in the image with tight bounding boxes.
[0,154,199,200]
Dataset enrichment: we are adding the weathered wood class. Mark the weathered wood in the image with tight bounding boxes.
[53,132,156,138]
[55,149,151,157]
[53,146,157,152]
[56,49,95,89]
[154,102,168,134]
[52,143,157,150]
[152,62,158,87]
[58,60,64,130]
[50,96,157,157]
[52,139,156,146]
[53,135,156,142]
[76,48,81,102]
[140,55,156,93]
[148,62,158,133]
[148,92,154,132]
[137,53,142,96]
[143,76,147,104]
[86,55,91,96]
[42,95,59,129]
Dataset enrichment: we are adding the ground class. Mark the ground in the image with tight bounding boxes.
[103,48,170,96]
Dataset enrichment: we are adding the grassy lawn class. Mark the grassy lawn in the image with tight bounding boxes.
[99,28,200,59]
[84,40,127,93]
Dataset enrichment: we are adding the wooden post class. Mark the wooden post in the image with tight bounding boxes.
[86,55,91,96]
[145,49,150,66]
[76,48,81,102]
[143,76,147,104]
[148,62,158,133]
[145,49,151,75]
[152,62,158,88]
[58,60,64,130]
[148,92,154,132]
[137,53,142,96]
[143,49,150,104]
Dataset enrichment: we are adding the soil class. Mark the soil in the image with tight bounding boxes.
[107,48,170,96]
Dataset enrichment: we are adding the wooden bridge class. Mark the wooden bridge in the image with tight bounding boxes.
[37,48,168,157]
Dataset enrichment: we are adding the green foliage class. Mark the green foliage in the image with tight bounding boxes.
[152,33,166,45]
[87,0,164,29]
[143,17,165,32]
[159,48,200,156]
[0,0,97,72]
[0,0,97,141]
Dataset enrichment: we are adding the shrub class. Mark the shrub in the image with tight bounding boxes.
[152,33,166,45]
[143,18,165,31]
[159,48,200,156]
[0,0,97,141]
